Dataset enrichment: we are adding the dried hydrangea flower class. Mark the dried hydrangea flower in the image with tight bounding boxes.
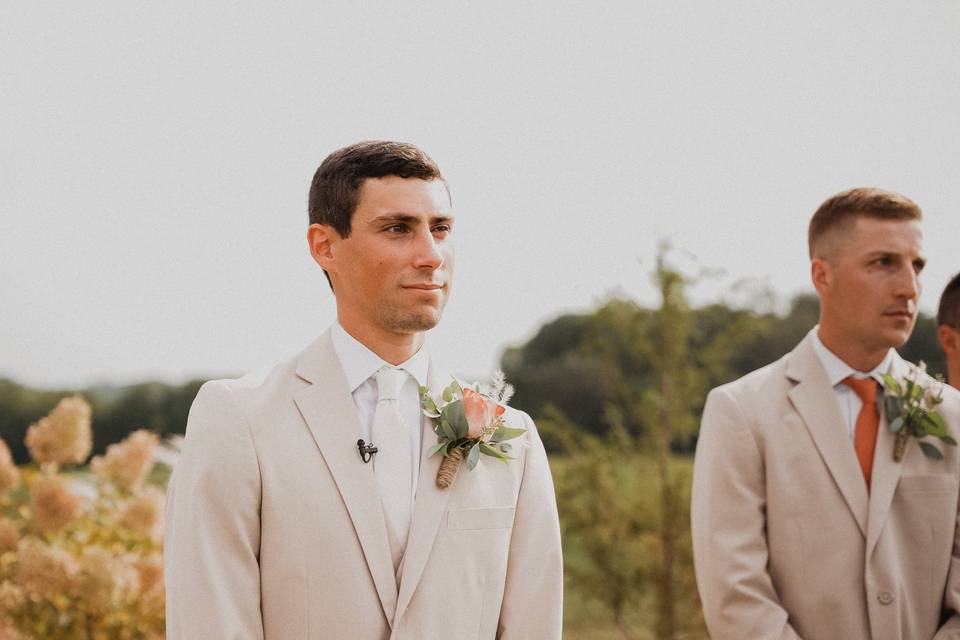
[0,519,19,553]
[15,538,78,601]
[0,439,20,493]
[25,395,92,466]
[30,474,82,534]
[90,429,159,493]
[120,488,165,538]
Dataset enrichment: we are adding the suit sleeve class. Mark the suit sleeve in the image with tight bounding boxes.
[691,387,802,640]
[934,393,960,640]
[164,381,264,640]
[496,412,564,640]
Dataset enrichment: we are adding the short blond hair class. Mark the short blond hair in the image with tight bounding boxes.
[808,187,921,259]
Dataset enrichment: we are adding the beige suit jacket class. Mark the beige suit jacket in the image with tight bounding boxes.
[164,331,563,639]
[692,334,960,640]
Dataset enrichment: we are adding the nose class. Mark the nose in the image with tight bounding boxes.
[412,228,444,271]
[895,265,920,302]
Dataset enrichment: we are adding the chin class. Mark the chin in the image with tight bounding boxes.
[881,328,913,350]
[380,306,442,333]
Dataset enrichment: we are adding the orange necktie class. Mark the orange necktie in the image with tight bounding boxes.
[843,377,880,490]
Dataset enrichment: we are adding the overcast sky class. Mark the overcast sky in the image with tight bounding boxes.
[2,2,959,389]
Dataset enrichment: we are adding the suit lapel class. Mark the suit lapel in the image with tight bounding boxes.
[786,335,868,537]
[395,363,453,624]
[292,331,398,627]
[866,353,914,557]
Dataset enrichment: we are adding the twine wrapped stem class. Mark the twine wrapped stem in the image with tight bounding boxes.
[893,429,909,462]
[436,447,465,489]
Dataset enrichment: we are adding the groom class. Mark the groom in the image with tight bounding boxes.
[692,188,960,639]
[164,141,563,639]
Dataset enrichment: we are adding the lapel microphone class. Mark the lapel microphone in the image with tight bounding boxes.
[357,439,378,463]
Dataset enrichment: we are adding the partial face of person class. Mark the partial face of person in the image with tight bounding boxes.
[325,176,454,335]
[939,323,960,379]
[815,216,925,354]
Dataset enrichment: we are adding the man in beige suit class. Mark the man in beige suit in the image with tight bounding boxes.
[692,188,960,639]
[164,141,563,639]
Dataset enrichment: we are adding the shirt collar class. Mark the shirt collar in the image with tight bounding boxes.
[330,322,429,393]
[809,325,895,388]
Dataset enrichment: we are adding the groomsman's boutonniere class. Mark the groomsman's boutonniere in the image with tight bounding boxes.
[881,362,956,462]
[420,371,526,489]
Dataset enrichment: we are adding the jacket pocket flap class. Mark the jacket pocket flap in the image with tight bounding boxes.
[447,506,516,530]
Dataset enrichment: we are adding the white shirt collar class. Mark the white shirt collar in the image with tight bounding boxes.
[330,322,429,392]
[809,325,895,387]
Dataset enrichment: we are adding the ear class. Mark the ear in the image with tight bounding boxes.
[307,224,339,274]
[939,324,959,354]
[810,257,831,296]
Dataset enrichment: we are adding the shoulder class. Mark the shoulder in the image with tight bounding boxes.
[707,351,791,410]
[185,347,316,439]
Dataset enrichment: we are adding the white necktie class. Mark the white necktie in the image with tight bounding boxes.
[373,367,413,549]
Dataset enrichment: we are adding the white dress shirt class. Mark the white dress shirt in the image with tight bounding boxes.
[809,326,895,441]
[330,322,429,502]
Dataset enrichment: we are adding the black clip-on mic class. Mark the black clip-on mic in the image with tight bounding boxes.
[357,439,378,463]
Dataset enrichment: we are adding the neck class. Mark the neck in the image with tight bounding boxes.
[337,315,425,365]
[817,323,888,373]
[948,359,960,391]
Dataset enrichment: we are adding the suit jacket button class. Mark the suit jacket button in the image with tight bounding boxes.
[877,591,895,605]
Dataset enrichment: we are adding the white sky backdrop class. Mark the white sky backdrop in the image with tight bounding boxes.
[2,2,959,388]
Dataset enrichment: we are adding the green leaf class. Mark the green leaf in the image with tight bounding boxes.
[427,441,447,457]
[882,374,902,396]
[887,416,904,434]
[439,418,456,441]
[421,395,439,415]
[466,443,481,470]
[918,441,944,460]
[441,400,468,439]
[479,442,511,462]
[491,426,527,442]
[927,410,948,432]
[920,413,949,438]
[909,380,924,402]
[883,396,902,423]
[941,434,958,447]
[442,386,453,403]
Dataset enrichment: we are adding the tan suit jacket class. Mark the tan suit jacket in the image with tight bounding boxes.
[692,334,960,640]
[164,330,563,639]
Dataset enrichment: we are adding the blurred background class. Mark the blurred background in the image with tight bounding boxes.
[2,2,959,638]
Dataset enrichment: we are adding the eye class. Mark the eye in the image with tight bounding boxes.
[384,223,408,234]
[432,224,452,236]
[874,256,894,267]
[913,259,926,273]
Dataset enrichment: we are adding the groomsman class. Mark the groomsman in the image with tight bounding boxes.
[938,273,960,389]
[164,141,563,639]
[692,188,960,639]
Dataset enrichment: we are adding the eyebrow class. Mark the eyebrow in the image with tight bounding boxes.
[863,250,927,264]
[368,213,454,225]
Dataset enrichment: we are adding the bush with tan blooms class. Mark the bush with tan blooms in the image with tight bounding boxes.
[0,396,165,639]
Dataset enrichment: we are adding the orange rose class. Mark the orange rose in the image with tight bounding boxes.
[462,388,505,439]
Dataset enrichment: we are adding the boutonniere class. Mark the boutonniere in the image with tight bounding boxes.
[420,371,526,489]
[881,362,956,462]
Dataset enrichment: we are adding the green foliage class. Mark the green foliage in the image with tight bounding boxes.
[0,379,206,465]
[543,412,705,639]
[504,291,946,449]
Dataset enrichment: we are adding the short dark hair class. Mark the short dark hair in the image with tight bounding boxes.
[808,187,922,259]
[939,273,960,328]
[308,140,446,237]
